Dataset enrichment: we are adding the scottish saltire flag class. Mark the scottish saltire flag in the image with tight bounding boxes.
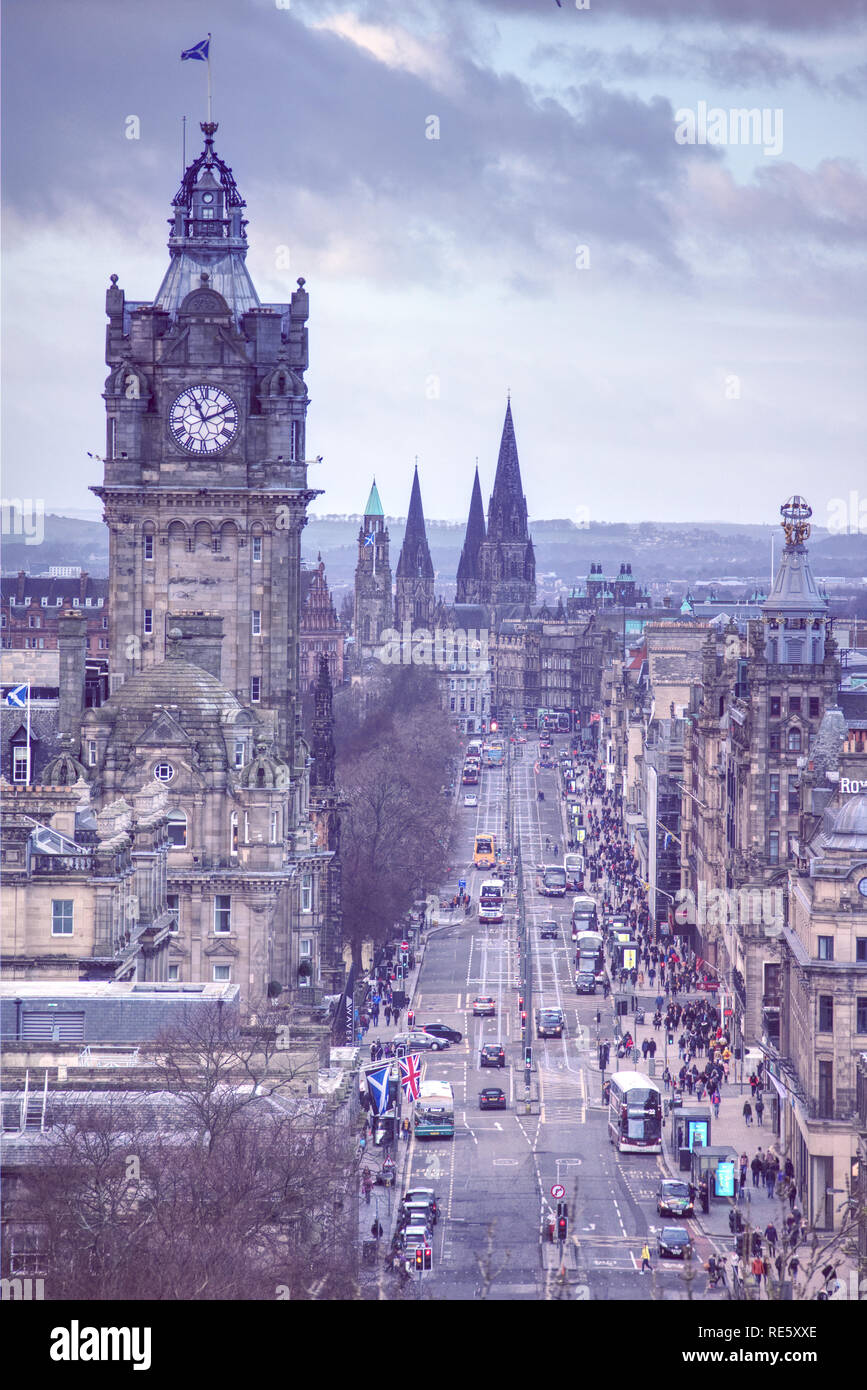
[181,37,210,61]
[5,684,29,708]
[399,1054,423,1102]
[366,1064,391,1116]
[363,531,375,547]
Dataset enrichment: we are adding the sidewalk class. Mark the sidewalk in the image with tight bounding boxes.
[601,991,856,1299]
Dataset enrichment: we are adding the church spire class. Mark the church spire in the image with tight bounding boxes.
[456,464,486,602]
[396,465,434,579]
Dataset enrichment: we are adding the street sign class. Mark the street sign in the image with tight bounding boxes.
[458,879,466,889]
[551,1183,566,1199]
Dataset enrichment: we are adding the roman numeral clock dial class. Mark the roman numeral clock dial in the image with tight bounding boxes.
[169,385,239,455]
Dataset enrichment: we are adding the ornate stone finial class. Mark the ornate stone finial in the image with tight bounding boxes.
[110,274,119,285]
[780,495,812,547]
[200,271,210,287]
[297,277,306,287]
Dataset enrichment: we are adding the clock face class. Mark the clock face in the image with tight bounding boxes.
[858,876,867,899]
[169,385,239,455]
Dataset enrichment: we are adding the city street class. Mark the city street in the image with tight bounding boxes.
[401,737,719,1300]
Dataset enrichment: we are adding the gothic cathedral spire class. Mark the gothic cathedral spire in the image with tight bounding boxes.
[456,464,486,604]
[477,400,536,612]
[353,478,393,661]
[395,465,435,628]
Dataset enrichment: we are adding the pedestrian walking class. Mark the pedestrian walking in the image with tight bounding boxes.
[764,1222,778,1258]
[751,1154,762,1188]
[751,1254,764,1291]
[384,1006,392,1026]
[743,1099,753,1126]
[712,1089,721,1119]
[640,1241,652,1273]
[765,1163,776,1199]
[371,1219,383,1240]
[755,1096,764,1127]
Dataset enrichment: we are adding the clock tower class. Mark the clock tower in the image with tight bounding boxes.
[92,121,318,755]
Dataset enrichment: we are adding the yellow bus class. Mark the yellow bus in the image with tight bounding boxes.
[473,833,496,870]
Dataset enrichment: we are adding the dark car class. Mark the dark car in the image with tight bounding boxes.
[575,971,596,994]
[536,1009,564,1038]
[479,1087,507,1110]
[657,1179,694,1218]
[480,1044,506,1068]
[657,1226,694,1260]
[423,1023,463,1044]
[539,921,559,940]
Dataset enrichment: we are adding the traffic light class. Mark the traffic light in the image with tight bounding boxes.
[667,1031,674,1045]
[557,1215,568,1242]
[518,995,524,1012]
[415,1247,424,1271]
[524,1045,532,1068]
[423,1247,432,1272]
[520,1010,527,1029]
[490,720,498,732]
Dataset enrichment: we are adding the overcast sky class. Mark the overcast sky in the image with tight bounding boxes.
[2,0,865,529]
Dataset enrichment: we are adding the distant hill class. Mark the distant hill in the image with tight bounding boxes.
[4,512,865,596]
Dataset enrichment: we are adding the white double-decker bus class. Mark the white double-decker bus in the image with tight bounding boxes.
[607,1071,662,1154]
[478,878,505,923]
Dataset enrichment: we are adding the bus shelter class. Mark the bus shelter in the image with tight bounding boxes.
[688,1145,739,1205]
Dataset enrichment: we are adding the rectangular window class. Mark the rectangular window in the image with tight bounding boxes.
[252,535,262,562]
[251,676,261,703]
[769,732,781,754]
[809,697,820,719]
[12,747,29,782]
[270,810,279,843]
[788,774,799,814]
[252,610,261,636]
[818,996,833,1032]
[28,615,40,628]
[214,895,231,934]
[41,596,48,607]
[856,938,867,964]
[291,420,303,462]
[817,935,834,961]
[300,937,313,957]
[213,964,231,982]
[450,697,456,713]
[102,616,108,629]
[234,740,245,769]
[144,609,153,635]
[166,893,179,931]
[108,417,117,458]
[144,534,154,561]
[789,696,801,714]
[212,537,221,554]
[87,740,97,767]
[769,831,779,865]
[72,597,79,606]
[186,537,194,553]
[51,900,74,935]
[817,1060,833,1119]
[85,597,92,607]
[167,965,180,981]
[301,873,312,913]
[769,696,781,717]
[769,774,779,818]
[856,998,867,1034]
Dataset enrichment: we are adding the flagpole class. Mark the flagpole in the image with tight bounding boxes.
[25,683,31,786]
[182,115,186,174]
[206,33,212,123]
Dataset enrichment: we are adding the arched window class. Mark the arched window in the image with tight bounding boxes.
[167,810,187,847]
[787,727,802,752]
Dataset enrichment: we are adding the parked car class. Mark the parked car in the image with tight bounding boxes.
[472,996,496,1017]
[657,1179,694,1218]
[657,1226,694,1260]
[422,1022,463,1044]
[479,1087,507,1110]
[463,794,479,808]
[403,1188,438,1223]
[538,921,559,940]
[480,1044,506,1068]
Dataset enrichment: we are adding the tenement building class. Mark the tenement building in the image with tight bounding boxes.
[681,498,839,1052]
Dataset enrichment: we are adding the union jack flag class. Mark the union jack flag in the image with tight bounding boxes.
[399,1053,423,1101]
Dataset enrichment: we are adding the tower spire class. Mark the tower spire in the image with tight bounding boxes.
[456,464,486,604]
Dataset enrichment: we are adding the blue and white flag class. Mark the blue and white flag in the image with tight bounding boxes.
[5,684,29,709]
[366,1064,391,1116]
[363,531,375,548]
[181,37,210,61]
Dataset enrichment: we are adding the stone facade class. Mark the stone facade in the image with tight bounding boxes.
[299,557,344,691]
[353,480,392,661]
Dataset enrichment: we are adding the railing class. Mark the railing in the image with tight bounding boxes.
[32,853,94,874]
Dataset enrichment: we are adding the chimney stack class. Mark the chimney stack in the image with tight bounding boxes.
[57,609,88,737]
